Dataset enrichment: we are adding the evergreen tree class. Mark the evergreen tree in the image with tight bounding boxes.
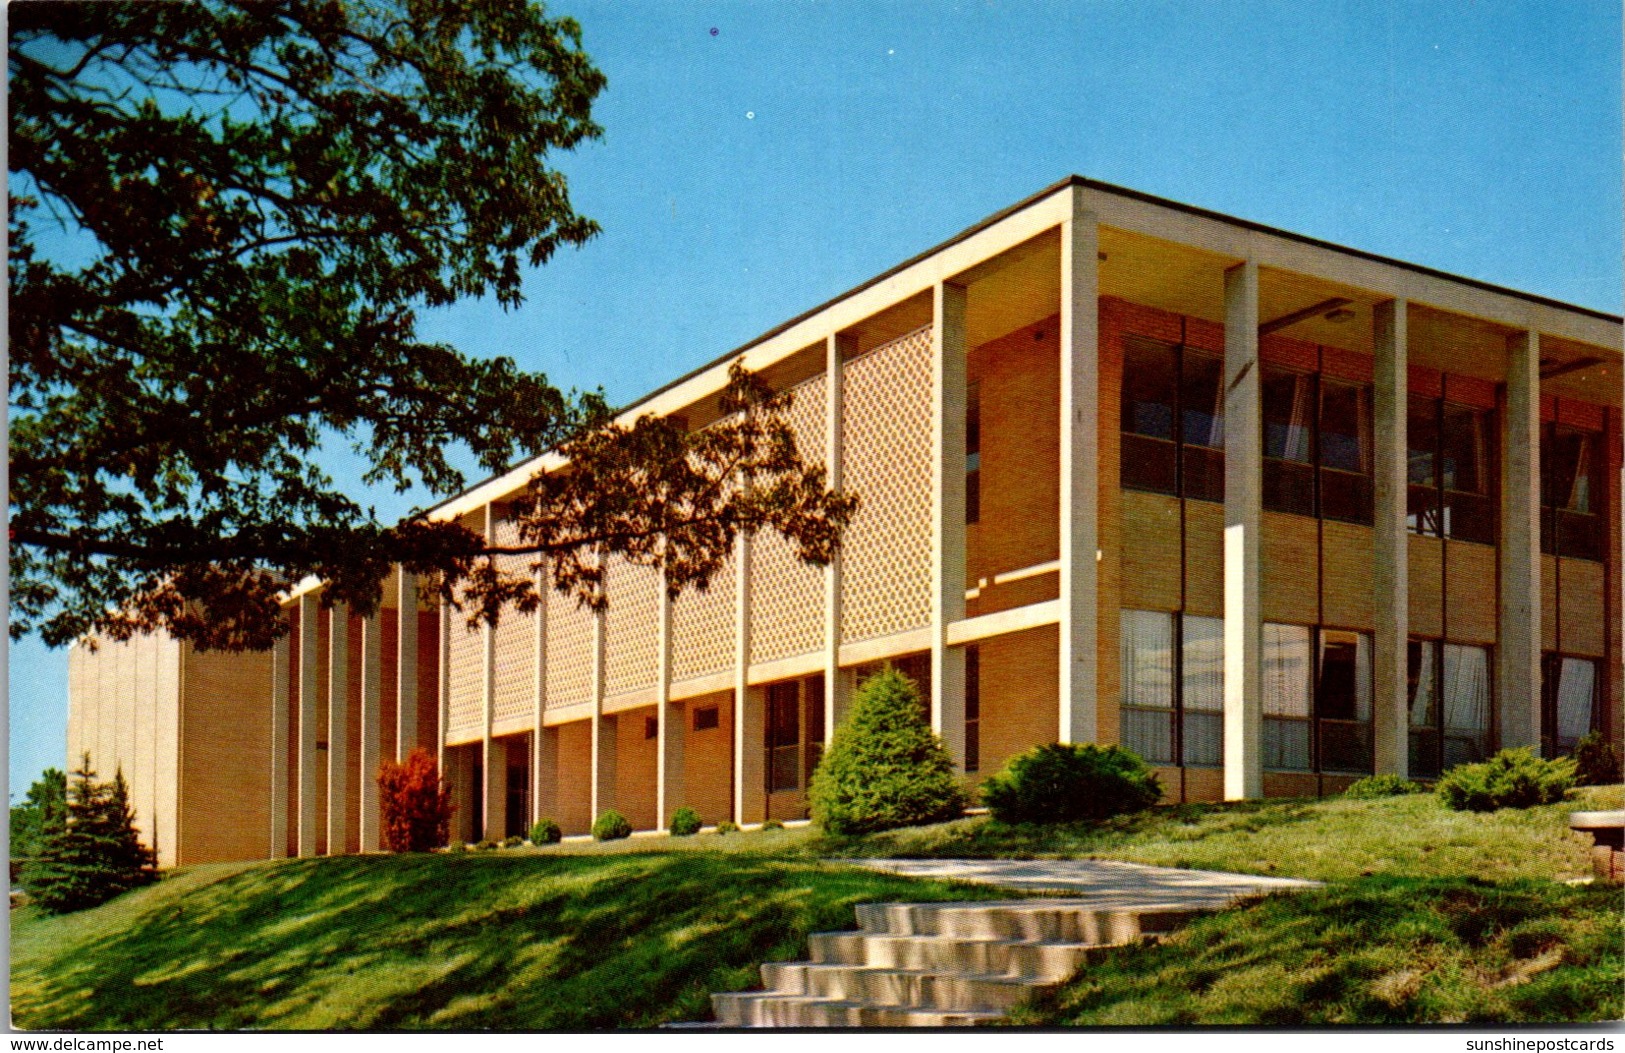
[24,755,157,914]
[10,767,67,863]
[808,668,965,835]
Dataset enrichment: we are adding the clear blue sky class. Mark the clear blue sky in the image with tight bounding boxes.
[10,0,1620,796]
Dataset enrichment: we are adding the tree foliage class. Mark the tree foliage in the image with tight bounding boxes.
[377,747,454,851]
[23,756,158,914]
[10,0,854,651]
[10,767,68,869]
[807,668,965,836]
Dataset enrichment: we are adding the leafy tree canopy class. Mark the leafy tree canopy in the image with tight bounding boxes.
[11,0,854,651]
[10,767,68,862]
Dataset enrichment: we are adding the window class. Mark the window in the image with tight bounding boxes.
[1318,381,1373,524]
[693,705,720,732]
[1120,337,1225,501]
[964,646,981,773]
[767,681,801,792]
[1118,610,1224,768]
[1542,425,1603,561]
[1316,630,1372,773]
[644,715,659,739]
[1262,367,1376,524]
[1409,398,1495,543]
[804,676,826,785]
[1262,624,1313,770]
[966,385,981,524]
[1542,654,1600,757]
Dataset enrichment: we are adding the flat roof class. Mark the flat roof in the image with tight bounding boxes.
[426,174,1622,518]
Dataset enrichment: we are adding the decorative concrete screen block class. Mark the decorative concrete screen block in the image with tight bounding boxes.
[842,325,933,644]
[445,602,484,741]
[545,588,595,710]
[753,372,829,663]
[491,514,537,725]
[672,550,736,684]
[605,555,660,697]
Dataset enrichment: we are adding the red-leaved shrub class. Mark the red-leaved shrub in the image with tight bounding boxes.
[378,748,455,852]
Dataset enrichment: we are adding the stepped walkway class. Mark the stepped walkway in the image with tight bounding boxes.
[707,859,1318,1028]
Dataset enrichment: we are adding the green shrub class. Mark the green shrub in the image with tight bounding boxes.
[591,810,633,841]
[446,841,468,853]
[1436,748,1576,812]
[808,668,965,835]
[474,839,499,852]
[669,807,702,837]
[715,820,738,835]
[1572,731,1622,786]
[528,818,562,845]
[1344,774,1425,799]
[980,743,1161,825]
[501,835,523,849]
[761,819,785,831]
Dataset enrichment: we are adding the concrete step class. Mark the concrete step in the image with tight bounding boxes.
[836,931,1100,980]
[800,963,1054,1012]
[853,900,1201,943]
[712,992,1004,1028]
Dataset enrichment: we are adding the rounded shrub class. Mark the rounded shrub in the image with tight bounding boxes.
[715,820,739,835]
[474,839,498,852]
[1572,731,1622,787]
[528,818,562,845]
[808,668,966,835]
[1436,748,1576,812]
[501,835,523,849]
[1344,774,1425,799]
[591,809,633,841]
[669,807,702,837]
[980,743,1161,825]
[761,818,785,831]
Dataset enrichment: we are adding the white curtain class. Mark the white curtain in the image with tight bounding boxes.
[1181,615,1224,767]
[1441,644,1490,742]
[1262,624,1312,717]
[1409,642,1437,727]
[1284,376,1313,463]
[1556,658,1598,746]
[1120,610,1175,707]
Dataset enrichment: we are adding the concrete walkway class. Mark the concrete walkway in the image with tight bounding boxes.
[852,858,1319,909]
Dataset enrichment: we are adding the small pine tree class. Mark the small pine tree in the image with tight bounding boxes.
[378,748,455,852]
[808,668,965,835]
[25,756,156,914]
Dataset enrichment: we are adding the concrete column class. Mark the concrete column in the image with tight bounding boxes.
[437,602,451,776]
[297,594,320,857]
[395,568,418,760]
[1223,260,1264,801]
[269,629,290,859]
[824,331,851,741]
[655,568,682,827]
[480,504,502,842]
[531,562,550,826]
[1059,194,1101,744]
[1497,329,1542,750]
[589,598,611,820]
[325,601,350,855]
[930,280,969,765]
[732,531,758,824]
[359,611,383,852]
[1372,299,1410,777]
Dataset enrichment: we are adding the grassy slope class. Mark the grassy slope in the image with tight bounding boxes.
[13,786,1622,1029]
[10,855,1000,1030]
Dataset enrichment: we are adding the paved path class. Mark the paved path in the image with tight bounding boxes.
[853,858,1319,910]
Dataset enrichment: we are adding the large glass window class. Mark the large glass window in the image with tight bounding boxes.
[1118,610,1224,768]
[1120,337,1225,501]
[965,385,981,525]
[1317,630,1373,773]
[1262,369,1317,517]
[1542,654,1600,757]
[964,646,980,773]
[1542,425,1603,561]
[1408,398,1496,543]
[766,681,801,792]
[1262,623,1313,770]
[1318,382,1374,524]
[1408,640,1491,777]
[804,676,826,785]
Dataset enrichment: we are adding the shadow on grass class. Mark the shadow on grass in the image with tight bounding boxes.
[1008,877,1623,1026]
[11,853,1002,1031]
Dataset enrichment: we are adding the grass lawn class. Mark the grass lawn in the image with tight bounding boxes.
[12,784,1621,1028]
[10,854,1002,1030]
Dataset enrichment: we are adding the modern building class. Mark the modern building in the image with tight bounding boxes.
[68,177,1622,865]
